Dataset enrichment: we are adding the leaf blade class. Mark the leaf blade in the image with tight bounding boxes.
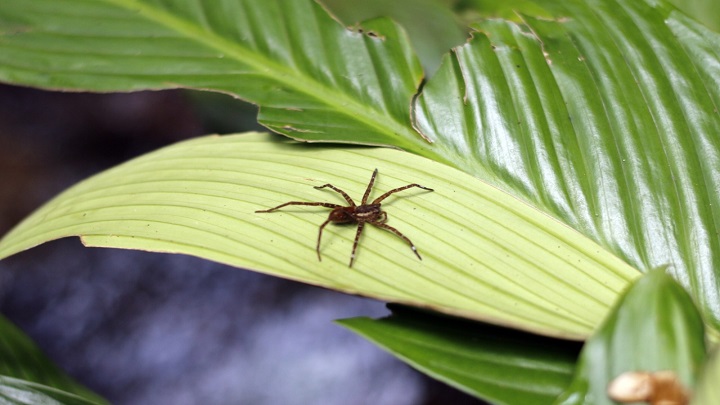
[693,345,720,405]
[556,269,706,405]
[339,306,580,405]
[415,0,720,332]
[0,0,430,151]
[0,133,639,339]
[0,315,108,405]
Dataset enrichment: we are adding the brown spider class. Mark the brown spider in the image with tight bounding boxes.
[256,169,434,267]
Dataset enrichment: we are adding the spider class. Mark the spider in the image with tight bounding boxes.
[256,169,434,267]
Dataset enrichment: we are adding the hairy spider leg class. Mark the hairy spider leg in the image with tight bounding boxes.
[377,211,388,223]
[316,217,333,261]
[372,222,422,260]
[255,201,341,213]
[256,170,433,266]
[361,168,379,204]
[314,184,356,206]
[349,222,366,267]
[372,184,434,204]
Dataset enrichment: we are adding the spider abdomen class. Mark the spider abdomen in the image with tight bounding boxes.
[328,206,357,223]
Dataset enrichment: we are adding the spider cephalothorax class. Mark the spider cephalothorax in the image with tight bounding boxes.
[256,169,433,267]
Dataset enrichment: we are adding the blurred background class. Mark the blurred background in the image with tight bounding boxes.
[0,84,483,404]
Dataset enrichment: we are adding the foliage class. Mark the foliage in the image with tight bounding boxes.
[0,0,719,403]
[556,270,705,405]
[0,315,108,404]
[340,305,580,405]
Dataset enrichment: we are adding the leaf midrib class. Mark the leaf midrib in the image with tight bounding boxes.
[103,0,429,152]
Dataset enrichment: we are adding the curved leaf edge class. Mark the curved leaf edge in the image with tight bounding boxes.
[556,269,706,405]
[338,305,581,405]
[0,132,641,340]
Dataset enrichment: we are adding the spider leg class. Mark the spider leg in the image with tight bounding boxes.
[349,222,366,268]
[255,201,340,213]
[372,184,434,204]
[361,168,379,204]
[314,184,356,207]
[372,222,422,260]
[316,217,333,261]
[377,211,388,224]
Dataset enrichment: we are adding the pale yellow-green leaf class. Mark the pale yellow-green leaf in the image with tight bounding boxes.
[0,133,640,339]
[693,344,720,405]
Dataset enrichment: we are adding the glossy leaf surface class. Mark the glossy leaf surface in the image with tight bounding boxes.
[413,0,720,333]
[556,269,706,405]
[0,0,432,153]
[339,305,580,405]
[0,133,639,339]
[0,377,104,405]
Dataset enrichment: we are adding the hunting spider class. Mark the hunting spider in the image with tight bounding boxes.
[256,169,434,267]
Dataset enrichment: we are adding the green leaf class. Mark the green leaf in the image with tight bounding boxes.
[2,1,719,399]
[693,344,720,405]
[0,315,107,404]
[339,305,579,405]
[667,0,720,32]
[556,269,706,405]
[320,0,468,74]
[0,0,433,153]
[413,0,720,333]
[2,0,720,340]
[3,0,720,334]
[453,0,554,22]
[0,377,103,405]
[0,133,639,339]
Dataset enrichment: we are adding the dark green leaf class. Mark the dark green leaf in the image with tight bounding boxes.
[0,315,107,404]
[413,0,720,334]
[339,305,580,405]
[0,0,431,153]
[0,376,104,405]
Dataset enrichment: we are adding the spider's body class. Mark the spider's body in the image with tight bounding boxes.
[256,169,433,267]
[341,204,381,221]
